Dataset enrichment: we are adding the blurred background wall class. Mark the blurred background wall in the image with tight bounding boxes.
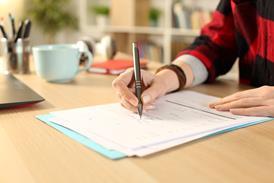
[0,0,223,64]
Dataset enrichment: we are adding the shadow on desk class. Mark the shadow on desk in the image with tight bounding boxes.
[192,78,252,98]
[0,100,54,115]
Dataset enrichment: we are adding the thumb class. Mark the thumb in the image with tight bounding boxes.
[141,82,164,105]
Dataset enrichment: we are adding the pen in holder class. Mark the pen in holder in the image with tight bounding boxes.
[0,37,30,74]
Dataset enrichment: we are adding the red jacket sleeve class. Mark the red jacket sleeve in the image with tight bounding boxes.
[177,0,238,82]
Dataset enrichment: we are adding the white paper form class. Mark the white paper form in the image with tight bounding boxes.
[50,91,270,156]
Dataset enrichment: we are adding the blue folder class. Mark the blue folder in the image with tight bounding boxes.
[36,114,126,160]
[36,114,272,160]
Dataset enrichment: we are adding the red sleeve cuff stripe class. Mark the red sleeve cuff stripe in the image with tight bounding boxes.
[257,16,274,63]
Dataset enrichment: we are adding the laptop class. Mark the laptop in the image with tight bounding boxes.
[0,74,44,109]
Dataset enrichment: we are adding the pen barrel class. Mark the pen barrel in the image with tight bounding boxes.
[132,42,143,117]
[136,81,143,117]
[133,49,141,80]
[135,80,143,102]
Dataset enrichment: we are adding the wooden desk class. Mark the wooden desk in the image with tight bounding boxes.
[0,72,274,183]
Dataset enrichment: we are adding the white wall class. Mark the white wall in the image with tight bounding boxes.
[0,0,221,45]
[183,0,219,10]
[0,0,24,36]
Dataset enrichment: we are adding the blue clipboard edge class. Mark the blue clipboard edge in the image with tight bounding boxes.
[36,114,126,160]
[207,118,273,138]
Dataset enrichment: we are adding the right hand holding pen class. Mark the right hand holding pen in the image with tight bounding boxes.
[112,68,170,112]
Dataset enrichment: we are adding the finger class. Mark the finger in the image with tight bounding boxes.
[112,69,134,90]
[129,87,135,93]
[141,69,154,86]
[112,68,134,90]
[214,97,265,111]
[230,106,272,117]
[116,68,134,85]
[144,105,156,110]
[141,82,164,105]
[120,98,137,113]
[114,81,138,106]
[209,89,259,108]
[127,74,135,88]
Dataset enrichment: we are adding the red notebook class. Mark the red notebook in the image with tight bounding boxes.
[89,59,147,75]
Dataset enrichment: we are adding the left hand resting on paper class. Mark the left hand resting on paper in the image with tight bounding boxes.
[209,86,274,117]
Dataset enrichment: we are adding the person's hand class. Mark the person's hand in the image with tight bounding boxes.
[209,86,274,117]
[112,68,179,112]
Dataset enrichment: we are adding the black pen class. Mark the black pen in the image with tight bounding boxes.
[22,19,32,38]
[132,42,143,119]
[8,13,16,38]
[0,17,8,38]
[14,21,23,42]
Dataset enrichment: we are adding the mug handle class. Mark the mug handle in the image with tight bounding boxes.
[76,41,93,73]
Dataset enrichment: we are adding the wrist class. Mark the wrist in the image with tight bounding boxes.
[154,69,180,94]
[172,60,194,88]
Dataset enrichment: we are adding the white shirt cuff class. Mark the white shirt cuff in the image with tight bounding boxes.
[174,54,208,86]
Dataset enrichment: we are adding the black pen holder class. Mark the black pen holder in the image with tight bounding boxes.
[0,38,30,74]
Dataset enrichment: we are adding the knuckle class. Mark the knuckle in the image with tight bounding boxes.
[224,103,231,108]
[116,92,122,99]
[120,93,127,100]
[261,85,270,90]
[241,98,252,104]
[233,92,242,98]
[227,101,235,108]
[112,79,119,88]
[147,90,159,100]
[126,68,134,73]
[120,103,129,110]
[121,92,131,101]
[121,98,130,107]
[259,86,272,94]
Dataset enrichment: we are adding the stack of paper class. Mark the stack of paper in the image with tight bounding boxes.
[37,91,271,158]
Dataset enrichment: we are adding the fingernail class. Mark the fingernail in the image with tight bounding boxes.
[142,95,151,104]
[145,105,155,110]
[215,106,224,111]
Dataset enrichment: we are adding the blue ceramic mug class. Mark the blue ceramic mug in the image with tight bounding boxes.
[32,41,93,83]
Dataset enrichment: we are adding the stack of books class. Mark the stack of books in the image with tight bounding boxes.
[141,42,163,63]
[173,2,213,30]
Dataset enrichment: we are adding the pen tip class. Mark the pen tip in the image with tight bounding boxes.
[138,104,143,119]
